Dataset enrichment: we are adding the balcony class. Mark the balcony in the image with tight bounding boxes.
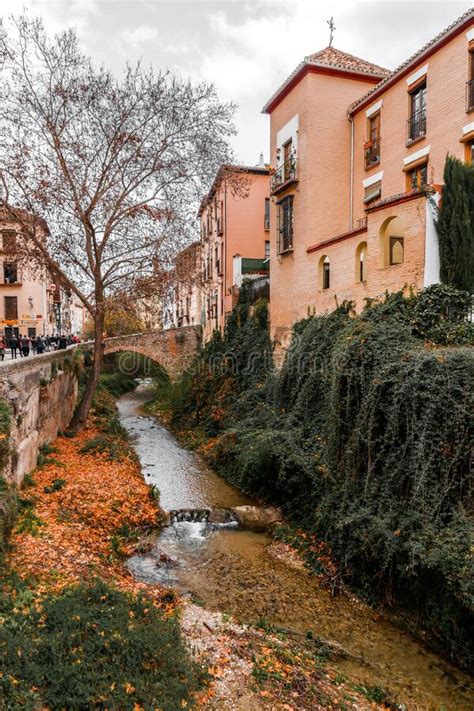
[364,138,381,169]
[270,157,298,195]
[466,80,474,112]
[407,109,426,145]
[241,258,269,274]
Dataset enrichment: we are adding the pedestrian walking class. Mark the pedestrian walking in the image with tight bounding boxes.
[0,336,6,361]
[9,334,19,359]
[20,334,30,357]
[58,334,68,350]
[36,335,45,355]
[31,336,38,354]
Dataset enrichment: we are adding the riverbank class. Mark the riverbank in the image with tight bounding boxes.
[1,386,401,710]
[144,284,473,674]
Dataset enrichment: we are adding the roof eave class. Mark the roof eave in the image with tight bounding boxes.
[262,60,386,115]
[349,10,474,115]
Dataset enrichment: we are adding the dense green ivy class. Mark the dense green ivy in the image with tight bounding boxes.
[152,283,473,667]
[0,400,16,568]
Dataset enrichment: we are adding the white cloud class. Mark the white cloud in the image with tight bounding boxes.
[1,0,470,165]
[120,25,159,49]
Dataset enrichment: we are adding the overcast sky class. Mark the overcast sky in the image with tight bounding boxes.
[1,0,471,166]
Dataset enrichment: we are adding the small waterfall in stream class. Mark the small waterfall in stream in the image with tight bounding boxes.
[169,508,239,525]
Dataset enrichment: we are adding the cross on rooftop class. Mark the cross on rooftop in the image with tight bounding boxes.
[327,17,336,47]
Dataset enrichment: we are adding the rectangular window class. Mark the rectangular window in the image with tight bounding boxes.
[408,80,426,143]
[3,262,18,284]
[277,195,293,253]
[468,49,474,111]
[363,180,381,204]
[322,260,330,290]
[389,236,404,266]
[4,296,18,320]
[264,198,270,230]
[265,240,270,259]
[217,201,224,235]
[2,231,16,253]
[407,163,428,190]
[365,113,381,168]
[467,139,474,165]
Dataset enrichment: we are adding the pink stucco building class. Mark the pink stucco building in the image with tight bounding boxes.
[198,162,270,341]
[0,206,83,339]
[263,9,474,353]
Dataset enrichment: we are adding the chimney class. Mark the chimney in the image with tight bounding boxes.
[258,152,265,168]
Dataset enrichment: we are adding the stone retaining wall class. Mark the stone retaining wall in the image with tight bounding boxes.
[0,348,79,483]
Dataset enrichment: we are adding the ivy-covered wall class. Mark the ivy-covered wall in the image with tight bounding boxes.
[151,282,473,668]
[0,399,17,567]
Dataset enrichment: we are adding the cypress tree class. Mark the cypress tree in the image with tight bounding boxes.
[436,155,474,293]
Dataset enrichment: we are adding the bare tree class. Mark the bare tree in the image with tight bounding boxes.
[0,16,236,428]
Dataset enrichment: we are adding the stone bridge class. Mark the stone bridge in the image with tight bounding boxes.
[0,326,201,483]
[100,325,201,378]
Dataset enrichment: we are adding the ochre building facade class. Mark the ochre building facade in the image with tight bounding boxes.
[263,9,474,351]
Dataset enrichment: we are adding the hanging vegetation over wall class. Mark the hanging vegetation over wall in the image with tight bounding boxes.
[436,155,474,293]
[149,282,474,668]
[0,399,16,567]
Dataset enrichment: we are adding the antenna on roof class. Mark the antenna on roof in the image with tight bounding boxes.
[327,16,336,47]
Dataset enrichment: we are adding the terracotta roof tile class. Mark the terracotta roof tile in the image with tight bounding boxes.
[306,46,390,78]
[349,8,474,114]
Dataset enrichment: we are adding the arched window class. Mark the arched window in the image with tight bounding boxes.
[379,216,405,268]
[355,242,367,282]
[319,255,330,290]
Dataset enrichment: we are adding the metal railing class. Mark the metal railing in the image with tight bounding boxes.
[407,109,426,144]
[277,225,293,254]
[271,157,297,193]
[364,138,381,169]
[466,79,474,112]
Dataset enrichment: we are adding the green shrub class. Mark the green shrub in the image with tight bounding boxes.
[99,371,138,398]
[79,434,129,462]
[0,399,11,473]
[436,155,474,293]
[37,443,63,469]
[161,285,474,667]
[44,478,66,494]
[0,579,205,710]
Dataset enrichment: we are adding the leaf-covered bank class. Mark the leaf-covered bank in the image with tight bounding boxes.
[147,283,474,669]
[0,387,206,710]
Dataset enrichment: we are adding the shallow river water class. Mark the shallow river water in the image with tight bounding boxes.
[117,386,473,710]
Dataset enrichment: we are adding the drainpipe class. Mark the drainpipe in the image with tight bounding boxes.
[349,112,354,231]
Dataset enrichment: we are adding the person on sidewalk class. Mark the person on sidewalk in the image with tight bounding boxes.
[36,335,45,355]
[9,334,19,359]
[58,334,68,350]
[0,336,6,361]
[20,334,30,357]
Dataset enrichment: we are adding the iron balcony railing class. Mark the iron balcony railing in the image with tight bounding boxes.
[271,157,297,193]
[466,79,474,112]
[364,138,381,169]
[277,225,293,254]
[407,108,426,144]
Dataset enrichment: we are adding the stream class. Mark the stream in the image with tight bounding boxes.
[117,385,473,710]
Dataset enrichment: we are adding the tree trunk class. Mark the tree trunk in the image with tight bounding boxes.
[70,306,104,431]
